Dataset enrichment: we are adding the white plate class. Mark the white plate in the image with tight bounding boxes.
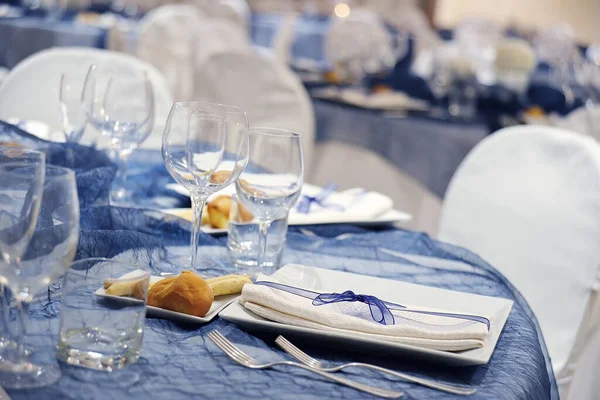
[163,208,411,234]
[95,274,239,324]
[219,265,513,366]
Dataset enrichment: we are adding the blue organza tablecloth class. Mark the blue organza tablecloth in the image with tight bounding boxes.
[0,122,557,399]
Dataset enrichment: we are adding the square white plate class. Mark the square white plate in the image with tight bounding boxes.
[163,208,412,234]
[96,275,238,324]
[219,265,513,366]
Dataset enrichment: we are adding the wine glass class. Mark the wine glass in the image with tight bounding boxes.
[0,149,45,357]
[162,102,248,271]
[59,70,95,144]
[85,65,155,203]
[0,165,79,389]
[235,128,304,276]
[426,48,452,118]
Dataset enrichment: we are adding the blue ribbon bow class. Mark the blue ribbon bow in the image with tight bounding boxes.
[255,281,490,330]
[296,182,345,214]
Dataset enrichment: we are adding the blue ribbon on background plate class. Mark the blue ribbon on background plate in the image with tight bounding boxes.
[255,281,490,330]
[296,182,345,214]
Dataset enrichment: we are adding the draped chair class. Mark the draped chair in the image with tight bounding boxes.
[439,125,600,399]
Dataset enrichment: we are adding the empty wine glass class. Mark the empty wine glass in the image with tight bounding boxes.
[59,70,95,144]
[162,102,248,271]
[235,128,304,276]
[0,149,45,358]
[85,65,155,204]
[0,165,79,389]
[426,48,452,118]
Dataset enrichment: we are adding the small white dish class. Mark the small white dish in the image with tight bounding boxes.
[219,265,513,366]
[95,274,238,324]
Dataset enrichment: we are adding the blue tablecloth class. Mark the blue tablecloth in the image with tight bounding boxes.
[0,121,558,399]
[313,99,489,198]
[0,15,107,69]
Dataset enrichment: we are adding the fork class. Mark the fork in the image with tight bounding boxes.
[275,336,476,396]
[207,331,403,399]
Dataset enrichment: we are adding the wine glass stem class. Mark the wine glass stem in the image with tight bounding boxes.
[0,283,10,346]
[257,221,271,271]
[13,297,30,366]
[190,193,208,269]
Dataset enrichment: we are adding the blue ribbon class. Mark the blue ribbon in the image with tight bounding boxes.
[255,281,490,330]
[296,182,345,214]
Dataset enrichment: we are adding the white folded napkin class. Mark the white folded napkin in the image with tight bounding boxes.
[240,274,491,352]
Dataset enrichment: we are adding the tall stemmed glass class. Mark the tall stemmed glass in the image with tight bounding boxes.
[0,149,45,357]
[59,70,95,144]
[0,165,79,389]
[162,102,248,271]
[86,66,155,203]
[235,128,304,276]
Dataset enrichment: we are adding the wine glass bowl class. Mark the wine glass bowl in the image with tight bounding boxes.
[59,71,94,143]
[162,101,248,270]
[0,165,79,390]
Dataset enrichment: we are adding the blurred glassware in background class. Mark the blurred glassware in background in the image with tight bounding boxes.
[59,70,95,144]
[0,149,45,362]
[85,65,154,204]
[534,23,577,107]
[448,56,478,120]
[494,38,536,105]
[0,165,79,389]
[57,258,150,372]
[162,102,248,271]
[41,0,68,20]
[235,127,303,277]
[227,194,288,276]
[325,8,404,88]
[455,17,501,86]
[424,46,452,118]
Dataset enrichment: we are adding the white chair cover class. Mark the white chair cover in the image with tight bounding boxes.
[0,47,173,149]
[309,140,441,236]
[193,0,250,30]
[438,125,600,399]
[246,0,296,12]
[193,49,315,173]
[193,19,250,70]
[136,4,204,101]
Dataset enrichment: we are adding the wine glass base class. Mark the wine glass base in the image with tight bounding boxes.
[0,361,61,389]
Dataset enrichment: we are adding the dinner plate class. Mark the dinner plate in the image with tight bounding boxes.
[163,208,412,234]
[95,274,238,324]
[219,265,513,366]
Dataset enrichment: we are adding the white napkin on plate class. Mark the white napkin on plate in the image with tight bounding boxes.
[311,87,428,111]
[290,186,393,225]
[240,275,490,352]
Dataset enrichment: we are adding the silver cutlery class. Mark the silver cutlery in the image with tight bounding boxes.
[275,336,476,396]
[207,331,403,399]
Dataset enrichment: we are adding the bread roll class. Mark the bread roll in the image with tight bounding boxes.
[147,271,214,317]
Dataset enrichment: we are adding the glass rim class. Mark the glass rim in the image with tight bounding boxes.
[249,127,302,138]
[171,101,246,115]
[0,163,73,178]
[69,257,151,280]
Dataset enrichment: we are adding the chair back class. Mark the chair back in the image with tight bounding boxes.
[194,48,315,173]
[439,125,600,384]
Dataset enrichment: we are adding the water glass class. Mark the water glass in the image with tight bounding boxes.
[227,194,288,276]
[59,70,95,144]
[57,258,151,372]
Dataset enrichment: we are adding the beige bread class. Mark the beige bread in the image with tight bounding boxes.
[206,274,252,296]
[147,271,214,317]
